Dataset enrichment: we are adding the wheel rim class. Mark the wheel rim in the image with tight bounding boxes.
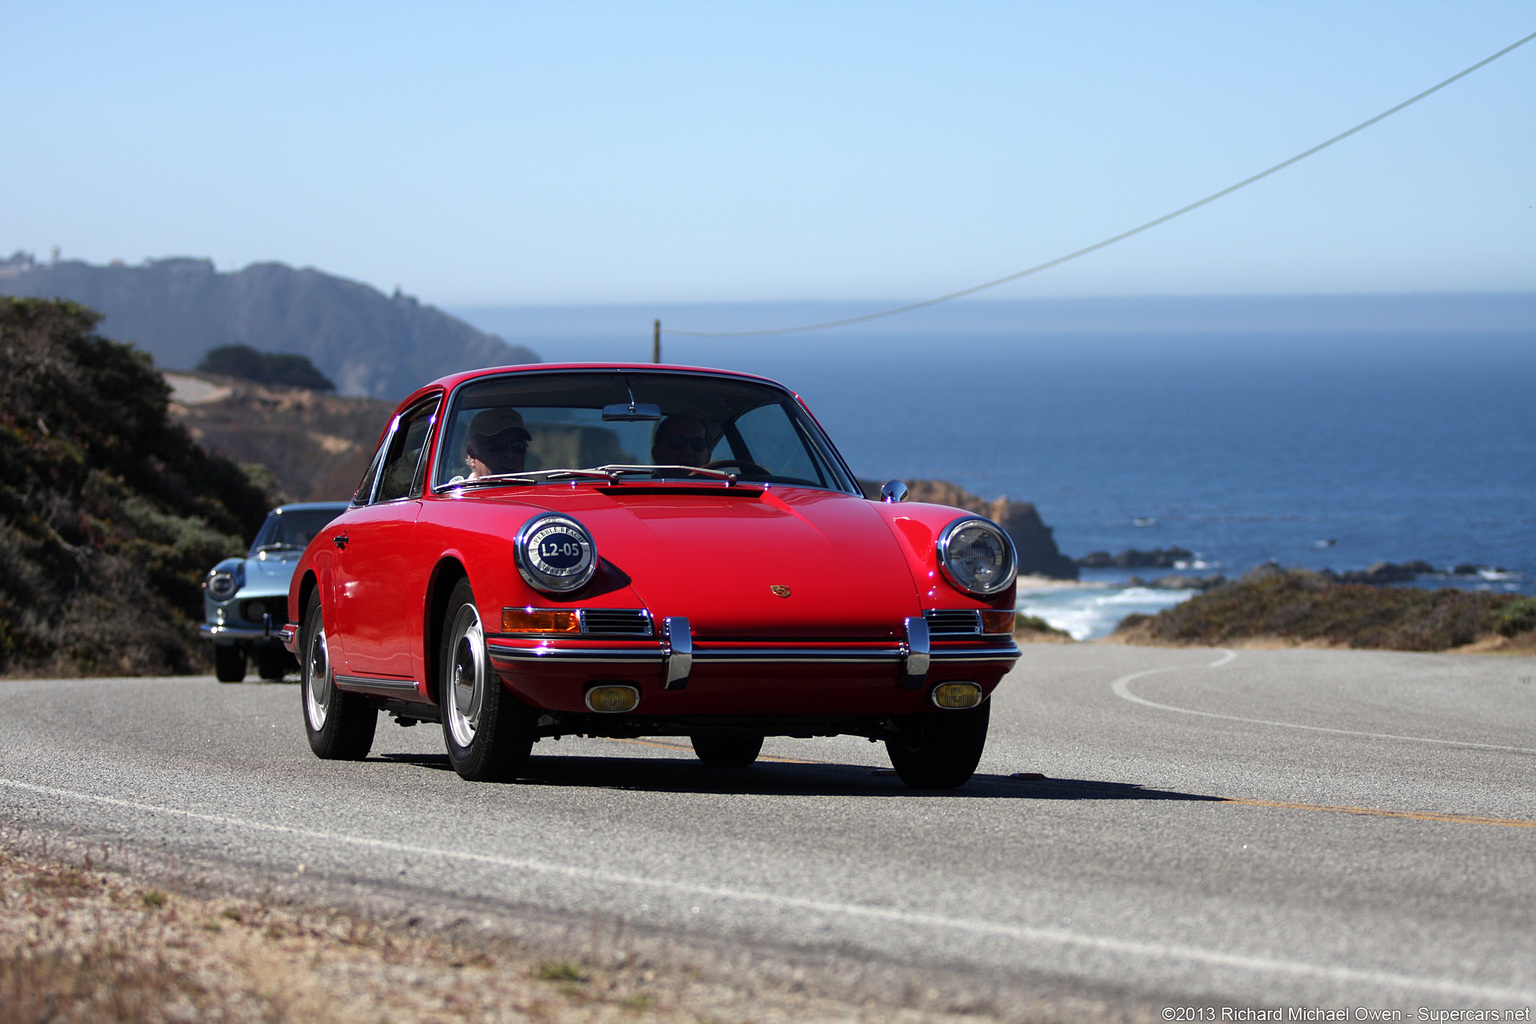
[304,623,331,730]
[445,604,486,749]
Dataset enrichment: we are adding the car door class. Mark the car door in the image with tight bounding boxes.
[330,395,441,682]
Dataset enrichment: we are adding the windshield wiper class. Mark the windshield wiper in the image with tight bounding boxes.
[255,543,305,553]
[449,473,542,489]
[592,464,742,484]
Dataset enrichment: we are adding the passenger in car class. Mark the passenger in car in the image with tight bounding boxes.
[651,415,710,467]
[465,408,531,478]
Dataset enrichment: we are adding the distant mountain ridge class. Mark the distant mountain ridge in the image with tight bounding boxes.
[0,253,539,401]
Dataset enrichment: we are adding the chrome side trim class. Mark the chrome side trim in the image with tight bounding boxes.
[332,674,421,697]
[663,616,692,690]
[902,615,931,689]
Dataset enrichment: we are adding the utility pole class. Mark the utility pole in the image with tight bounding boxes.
[652,319,661,364]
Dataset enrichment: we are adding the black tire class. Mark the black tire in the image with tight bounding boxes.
[884,701,990,789]
[255,648,296,681]
[300,597,377,760]
[439,579,534,781]
[214,644,246,683]
[690,732,764,768]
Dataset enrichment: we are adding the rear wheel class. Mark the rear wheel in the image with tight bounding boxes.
[440,579,533,781]
[689,731,764,768]
[884,702,990,788]
[300,597,377,759]
[214,645,246,683]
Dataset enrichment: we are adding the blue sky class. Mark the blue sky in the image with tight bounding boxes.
[2,1,1532,306]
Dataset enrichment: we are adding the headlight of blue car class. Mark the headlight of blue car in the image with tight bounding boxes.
[936,517,1016,597]
[207,564,245,602]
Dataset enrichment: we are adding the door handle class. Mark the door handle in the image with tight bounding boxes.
[333,532,349,550]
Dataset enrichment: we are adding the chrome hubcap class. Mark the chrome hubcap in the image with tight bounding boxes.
[305,626,330,729]
[446,604,485,748]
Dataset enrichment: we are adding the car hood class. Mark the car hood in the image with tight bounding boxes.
[502,485,923,640]
[239,553,301,594]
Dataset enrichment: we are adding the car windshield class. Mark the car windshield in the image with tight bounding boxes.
[431,371,858,494]
[248,508,344,556]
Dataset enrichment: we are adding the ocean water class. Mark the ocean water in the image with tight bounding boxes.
[463,321,1536,639]
[735,334,1536,636]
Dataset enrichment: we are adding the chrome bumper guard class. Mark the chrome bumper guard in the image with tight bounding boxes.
[484,613,1017,689]
[199,622,283,644]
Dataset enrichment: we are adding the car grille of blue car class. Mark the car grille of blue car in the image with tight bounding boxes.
[240,597,288,625]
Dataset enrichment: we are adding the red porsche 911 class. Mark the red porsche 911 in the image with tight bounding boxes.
[283,364,1020,787]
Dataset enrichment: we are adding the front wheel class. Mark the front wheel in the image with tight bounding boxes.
[884,702,990,788]
[690,731,763,768]
[439,579,534,781]
[300,597,377,760]
[214,644,246,683]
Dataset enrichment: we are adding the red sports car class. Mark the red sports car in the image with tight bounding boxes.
[283,364,1020,787]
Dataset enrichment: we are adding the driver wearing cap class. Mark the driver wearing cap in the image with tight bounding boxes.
[465,408,531,478]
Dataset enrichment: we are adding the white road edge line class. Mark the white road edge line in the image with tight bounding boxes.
[3,775,1531,1004]
[1111,650,1536,754]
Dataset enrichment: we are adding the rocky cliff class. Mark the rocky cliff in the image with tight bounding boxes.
[0,253,538,401]
[861,478,1078,580]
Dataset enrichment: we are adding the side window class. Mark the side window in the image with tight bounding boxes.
[373,399,441,503]
[352,430,391,506]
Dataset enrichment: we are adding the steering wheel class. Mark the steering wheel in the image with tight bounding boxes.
[700,459,769,476]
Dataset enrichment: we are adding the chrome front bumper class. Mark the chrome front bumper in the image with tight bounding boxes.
[485,615,1019,691]
[199,623,284,644]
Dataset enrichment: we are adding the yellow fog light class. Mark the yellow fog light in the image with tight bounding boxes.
[585,684,640,713]
[502,607,580,633]
[930,682,982,709]
[980,610,1016,634]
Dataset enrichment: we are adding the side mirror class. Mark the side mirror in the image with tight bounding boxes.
[879,480,908,503]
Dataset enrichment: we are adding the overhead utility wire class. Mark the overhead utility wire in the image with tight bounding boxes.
[665,29,1536,339]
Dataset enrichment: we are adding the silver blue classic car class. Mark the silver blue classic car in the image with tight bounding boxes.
[201,502,348,682]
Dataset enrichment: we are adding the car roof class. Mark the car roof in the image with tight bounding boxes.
[400,363,797,407]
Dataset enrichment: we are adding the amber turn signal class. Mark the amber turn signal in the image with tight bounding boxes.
[980,610,1015,634]
[501,607,580,633]
[930,682,982,709]
[585,684,640,713]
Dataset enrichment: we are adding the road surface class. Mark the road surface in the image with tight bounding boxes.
[2,644,1532,1018]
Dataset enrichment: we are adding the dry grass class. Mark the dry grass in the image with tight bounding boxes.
[0,840,1008,1024]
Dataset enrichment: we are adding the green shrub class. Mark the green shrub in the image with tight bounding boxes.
[1126,569,1528,652]
[0,298,270,675]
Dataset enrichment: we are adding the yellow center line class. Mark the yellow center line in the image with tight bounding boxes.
[1223,798,1536,829]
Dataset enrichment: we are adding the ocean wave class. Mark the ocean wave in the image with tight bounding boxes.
[1017,586,1197,641]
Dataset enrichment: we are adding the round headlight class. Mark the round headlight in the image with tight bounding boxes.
[936,517,1016,597]
[207,568,241,602]
[514,513,597,594]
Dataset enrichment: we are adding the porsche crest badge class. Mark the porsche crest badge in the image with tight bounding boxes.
[770,585,792,598]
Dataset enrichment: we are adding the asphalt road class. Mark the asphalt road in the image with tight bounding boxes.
[3,645,1533,1018]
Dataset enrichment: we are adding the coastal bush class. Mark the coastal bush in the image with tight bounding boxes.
[197,343,336,391]
[1493,596,1536,637]
[1121,569,1528,651]
[0,298,270,676]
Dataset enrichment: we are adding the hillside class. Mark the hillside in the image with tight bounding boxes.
[0,252,539,401]
[165,372,393,503]
[0,298,270,676]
